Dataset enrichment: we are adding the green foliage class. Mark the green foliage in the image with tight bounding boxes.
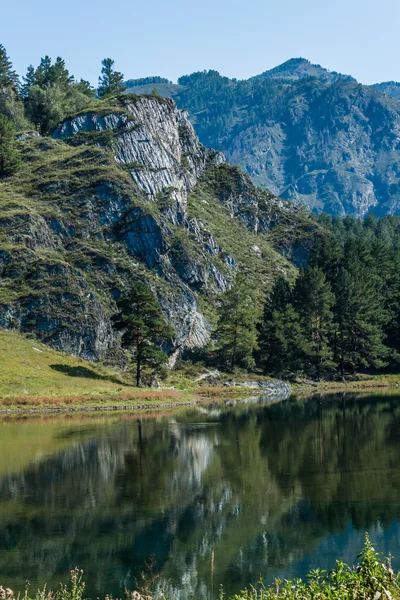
[97,58,125,99]
[214,276,260,370]
[0,115,20,177]
[258,278,305,377]
[0,44,29,130]
[294,266,335,377]
[21,56,93,134]
[125,76,172,88]
[0,44,19,88]
[112,282,174,386]
[24,83,92,134]
[260,216,400,379]
[228,535,400,600]
[3,537,400,600]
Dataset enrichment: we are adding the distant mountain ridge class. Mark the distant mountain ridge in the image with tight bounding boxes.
[125,59,400,217]
[251,57,357,83]
[371,81,400,99]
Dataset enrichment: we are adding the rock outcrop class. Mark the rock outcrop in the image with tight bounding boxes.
[0,95,312,361]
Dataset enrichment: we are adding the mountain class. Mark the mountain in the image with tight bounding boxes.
[252,57,356,83]
[371,81,400,100]
[125,60,400,217]
[0,94,320,362]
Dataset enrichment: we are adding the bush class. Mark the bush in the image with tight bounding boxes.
[228,534,400,600]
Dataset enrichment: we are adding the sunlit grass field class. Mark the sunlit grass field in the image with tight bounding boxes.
[0,329,188,407]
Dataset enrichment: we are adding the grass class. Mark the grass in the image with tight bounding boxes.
[0,329,194,407]
[1,326,400,411]
[292,372,400,396]
[0,329,248,410]
[1,536,399,600]
[188,180,297,294]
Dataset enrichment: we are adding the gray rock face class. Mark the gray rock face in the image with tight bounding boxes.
[1,95,305,362]
[53,98,224,214]
[0,261,114,361]
[15,131,40,141]
[223,379,291,398]
[47,97,239,358]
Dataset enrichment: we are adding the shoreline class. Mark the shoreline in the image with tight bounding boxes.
[0,376,400,414]
[0,398,205,415]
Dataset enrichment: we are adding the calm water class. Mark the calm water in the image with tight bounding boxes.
[1,394,400,598]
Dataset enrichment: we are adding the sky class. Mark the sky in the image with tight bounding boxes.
[2,0,400,86]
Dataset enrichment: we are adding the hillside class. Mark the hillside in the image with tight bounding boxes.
[0,93,320,362]
[371,81,400,99]
[126,59,400,217]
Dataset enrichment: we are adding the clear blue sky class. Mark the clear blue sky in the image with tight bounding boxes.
[2,0,399,86]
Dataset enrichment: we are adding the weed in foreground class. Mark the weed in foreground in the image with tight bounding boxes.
[0,536,399,600]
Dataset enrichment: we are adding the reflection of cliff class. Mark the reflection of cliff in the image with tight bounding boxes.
[0,396,400,599]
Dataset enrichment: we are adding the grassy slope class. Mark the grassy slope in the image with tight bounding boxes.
[0,329,192,405]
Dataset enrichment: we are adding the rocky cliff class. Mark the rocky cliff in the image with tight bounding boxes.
[0,94,315,361]
[126,59,400,218]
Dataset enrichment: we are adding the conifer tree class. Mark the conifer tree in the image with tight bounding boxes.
[97,58,125,98]
[258,277,305,377]
[333,262,388,376]
[308,235,343,284]
[21,65,36,99]
[112,282,174,386]
[259,304,305,377]
[0,45,28,129]
[0,44,19,89]
[294,267,335,377]
[0,115,20,177]
[22,56,92,134]
[215,276,260,370]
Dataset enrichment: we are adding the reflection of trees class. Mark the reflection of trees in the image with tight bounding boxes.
[0,396,400,599]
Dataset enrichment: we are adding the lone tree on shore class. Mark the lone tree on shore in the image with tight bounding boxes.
[112,282,174,386]
[97,58,125,98]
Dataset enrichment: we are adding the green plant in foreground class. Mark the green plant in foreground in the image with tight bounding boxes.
[227,534,400,600]
[0,535,398,600]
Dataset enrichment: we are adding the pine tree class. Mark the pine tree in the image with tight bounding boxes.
[294,267,335,377]
[333,261,388,376]
[112,283,174,386]
[258,276,305,377]
[22,57,92,134]
[258,304,305,377]
[49,57,74,88]
[75,79,95,97]
[215,277,260,370]
[97,58,125,98]
[21,65,36,99]
[0,115,20,177]
[309,235,343,285]
[0,44,19,89]
[0,45,28,129]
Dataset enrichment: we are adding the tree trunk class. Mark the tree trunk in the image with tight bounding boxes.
[136,357,141,387]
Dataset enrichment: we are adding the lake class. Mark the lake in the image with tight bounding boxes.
[1,393,400,599]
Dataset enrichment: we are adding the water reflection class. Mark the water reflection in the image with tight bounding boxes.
[0,394,400,598]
